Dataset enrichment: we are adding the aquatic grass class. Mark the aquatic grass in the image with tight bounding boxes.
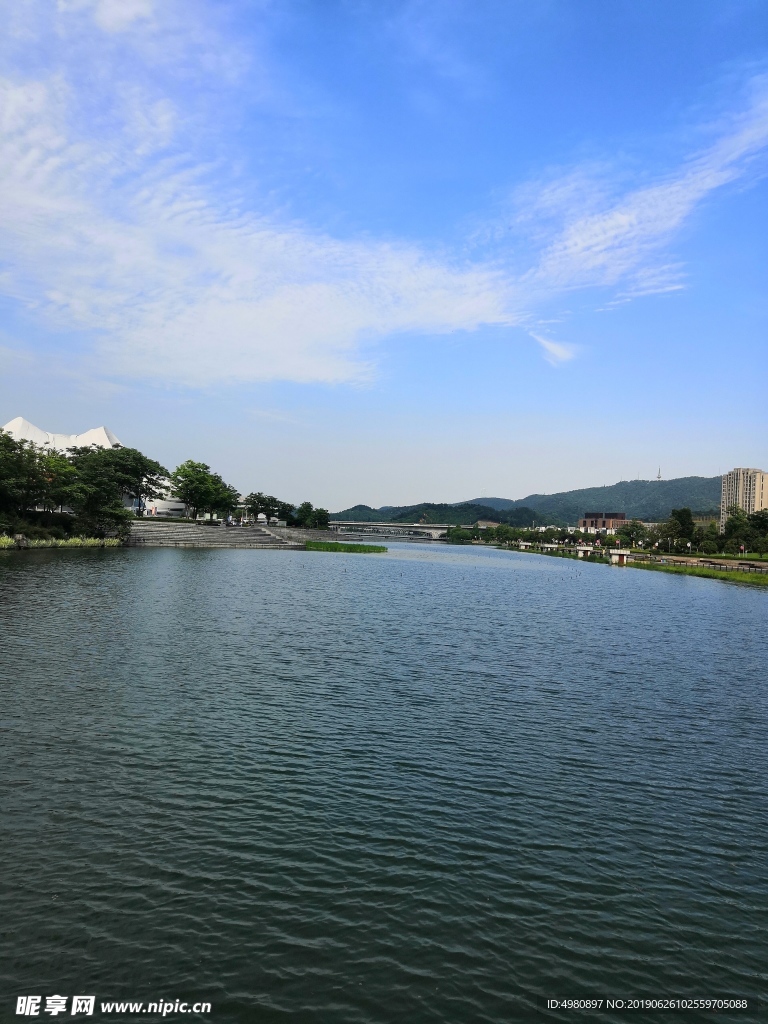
[1,536,123,549]
[305,540,387,554]
[630,560,768,586]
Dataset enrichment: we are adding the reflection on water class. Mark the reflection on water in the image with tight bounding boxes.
[1,545,766,1022]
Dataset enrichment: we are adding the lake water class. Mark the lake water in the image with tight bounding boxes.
[1,544,766,1023]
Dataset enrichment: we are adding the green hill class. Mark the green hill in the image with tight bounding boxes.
[333,476,721,527]
[330,502,549,527]
[465,476,720,524]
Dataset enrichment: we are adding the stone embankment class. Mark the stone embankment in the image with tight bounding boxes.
[128,521,304,550]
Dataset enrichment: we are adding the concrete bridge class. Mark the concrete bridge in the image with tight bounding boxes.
[329,521,453,540]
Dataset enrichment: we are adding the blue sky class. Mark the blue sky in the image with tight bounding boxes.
[1,0,766,508]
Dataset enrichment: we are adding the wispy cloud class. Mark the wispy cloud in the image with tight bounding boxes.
[0,75,515,385]
[530,334,577,366]
[521,78,768,298]
[58,0,155,34]
[1,3,767,385]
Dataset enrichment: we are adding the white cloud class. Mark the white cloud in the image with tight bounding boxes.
[57,0,154,33]
[530,334,577,366]
[0,75,516,385]
[1,3,768,384]
[524,80,768,296]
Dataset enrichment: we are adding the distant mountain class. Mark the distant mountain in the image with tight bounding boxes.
[461,497,518,511]
[330,502,550,527]
[334,477,722,526]
[330,504,386,522]
[387,503,550,527]
[462,476,721,524]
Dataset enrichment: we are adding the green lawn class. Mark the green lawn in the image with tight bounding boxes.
[305,540,387,554]
[630,560,768,586]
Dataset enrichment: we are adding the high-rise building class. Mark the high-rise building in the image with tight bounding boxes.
[720,467,768,532]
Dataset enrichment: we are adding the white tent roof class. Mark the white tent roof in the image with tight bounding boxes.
[2,416,122,452]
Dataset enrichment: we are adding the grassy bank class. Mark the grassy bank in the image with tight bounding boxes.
[0,536,122,549]
[305,540,387,554]
[630,560,768,587]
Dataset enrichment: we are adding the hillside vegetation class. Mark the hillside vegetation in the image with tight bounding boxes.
[330,502,551,527]
[465,477,720,523]
[333,477,722,526]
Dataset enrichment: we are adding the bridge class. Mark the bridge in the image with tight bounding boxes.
[329,521,458,540]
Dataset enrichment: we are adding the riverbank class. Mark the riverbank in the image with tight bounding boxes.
[500,542,768,586]
[629,560,768,586]
[0,536,122,549]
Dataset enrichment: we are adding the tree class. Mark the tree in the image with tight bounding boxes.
[312,508,330,529]
[275,500,295,523]
[669,507,695,540]
[170,461,219,519]
[65,446,135,536]
[723,505,749,540]
[617,518,647,547]
[244,492,279,520]
[210,479,240,518]
[40,449,78,512]
[69,446,167,516]
[170,461,239,519]
[0,433,48,517]
[108,447,168,513]
[294,501,315,527]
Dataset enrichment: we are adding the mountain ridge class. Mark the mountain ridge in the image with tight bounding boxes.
[332,476,721,525]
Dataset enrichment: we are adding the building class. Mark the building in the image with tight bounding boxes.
[578,512,626,534]
[720,467,768,532]
[2,415,185,517]
[3,415,121,451]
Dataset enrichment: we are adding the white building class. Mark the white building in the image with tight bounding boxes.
[720,467,768,532]
[3,415,121,451]
[2,415,186,517]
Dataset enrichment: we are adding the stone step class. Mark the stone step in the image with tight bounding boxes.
[128,522,303,549]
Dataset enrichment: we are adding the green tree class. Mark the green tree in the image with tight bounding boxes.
[244,492,296,523]
[40,449,78,512]
[312,507,330,529]
[669,507,695,540]
[244,491,281,520]
[66,447,135,535]
[617,518,647,547]
[723,505,748,540]
[110,447,168,513]
[0,433,48,518]
[211,479,240,518]
[294,501,315,527]
[170,461,239,519]
[170,461,218,519]
[446,527,474,544]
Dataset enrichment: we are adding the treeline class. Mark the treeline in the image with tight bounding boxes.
[0,433,166,537]
[0,431,328,539]
[331,501,550,527]
[447,506,768,556]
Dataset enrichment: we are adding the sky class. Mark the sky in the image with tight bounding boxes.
[0,0,767,510]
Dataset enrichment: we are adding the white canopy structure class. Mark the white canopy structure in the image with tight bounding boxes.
[2,416,122,452]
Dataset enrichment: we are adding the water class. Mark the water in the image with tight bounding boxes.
[1,544,766,1023]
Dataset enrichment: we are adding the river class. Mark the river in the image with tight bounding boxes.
[1,544,765,1022]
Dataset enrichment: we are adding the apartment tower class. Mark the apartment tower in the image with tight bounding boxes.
[720,467,768,532]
